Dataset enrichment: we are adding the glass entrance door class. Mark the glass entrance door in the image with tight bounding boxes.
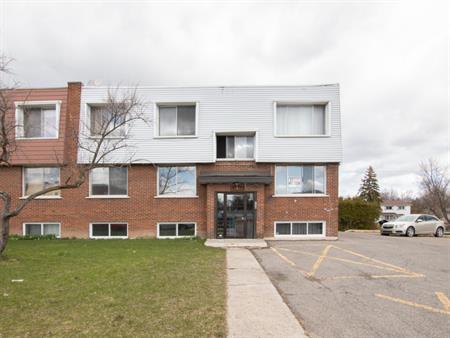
[216,192,255,238]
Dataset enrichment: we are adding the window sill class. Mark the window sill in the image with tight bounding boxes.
[16,136,59,140]
[154,195,199,199]
[273,135,330,138]
[20,196,62,200]
[86,195,130,199]
[157,236,196,239]
[89,237,128,239]
[216,158,255,162]
[88,135,126,140]
[153,135,198,139]
[272,194,328,198]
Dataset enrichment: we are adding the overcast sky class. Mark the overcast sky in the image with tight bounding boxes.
[1,0,448,196]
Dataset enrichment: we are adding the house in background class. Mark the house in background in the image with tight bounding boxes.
[379,200,411,222]
[2,83,342,240]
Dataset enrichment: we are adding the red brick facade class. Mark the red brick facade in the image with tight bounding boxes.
[1,83,340,239]
[4,162,339,238]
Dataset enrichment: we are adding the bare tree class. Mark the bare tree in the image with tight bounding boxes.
[0,59,147,254]
[419,159,450,224]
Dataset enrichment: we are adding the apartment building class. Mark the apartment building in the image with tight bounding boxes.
[3,83,342,240]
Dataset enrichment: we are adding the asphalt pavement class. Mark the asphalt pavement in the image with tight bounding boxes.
[253,232,450,338]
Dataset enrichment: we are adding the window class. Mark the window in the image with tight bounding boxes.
[23,167,60,197]
[89,105,126,137]
[275,166,326,195]
[90,167,128,196]
[23,223,60,237]
[216,135,255,159]
[16,103,60,139]
[275,221,325,236]
[158,166,196,196]
[157,223,196,238]
[398,206,405,210]
[90,223,128,238]
[385,206,393,210]
[158,104,196,136]
[276,104,327,136]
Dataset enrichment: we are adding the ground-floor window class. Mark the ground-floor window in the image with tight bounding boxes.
[274,221,325,236]
[157,222,196,238]
[23,223,60,237]
[90,223,128,239]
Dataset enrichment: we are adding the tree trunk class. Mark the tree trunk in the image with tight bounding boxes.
[0,216,10,255]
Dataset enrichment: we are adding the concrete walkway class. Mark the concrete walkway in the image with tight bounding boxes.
[205,239,267,248]
[227,248,306,338]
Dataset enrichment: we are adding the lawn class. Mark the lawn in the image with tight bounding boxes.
[0,239,226,337]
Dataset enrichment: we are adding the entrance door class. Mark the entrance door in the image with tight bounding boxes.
[216,192,255,238]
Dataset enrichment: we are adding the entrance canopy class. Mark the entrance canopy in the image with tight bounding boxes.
[198,171,272,185]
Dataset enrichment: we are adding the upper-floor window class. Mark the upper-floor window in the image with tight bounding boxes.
[90,167,128,196]
[398,206,405,210]
[158,166,196,197]
[276,104,327,136]
[23,167,60,197]
[89,105,126,137]
[385,206,393,210]
[216,135,255,160]
[158,104,196,137]
[16,102,60,139]
[275,165,326,195]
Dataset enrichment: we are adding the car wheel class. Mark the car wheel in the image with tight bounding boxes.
[406,226,415,237]
[435,227,444,238]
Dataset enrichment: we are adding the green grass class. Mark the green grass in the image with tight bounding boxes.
[0,239,226,337]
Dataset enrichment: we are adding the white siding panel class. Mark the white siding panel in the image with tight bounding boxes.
[78,85,342,164]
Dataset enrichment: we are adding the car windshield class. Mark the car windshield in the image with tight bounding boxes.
[395,215,417,222]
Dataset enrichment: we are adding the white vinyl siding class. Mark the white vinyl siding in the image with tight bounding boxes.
[78,85,341,164]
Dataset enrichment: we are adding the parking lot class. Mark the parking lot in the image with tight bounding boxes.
[253,232,450,338]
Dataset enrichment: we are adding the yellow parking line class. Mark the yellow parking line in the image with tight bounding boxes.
[436,292,450,311]
[333,245,415,275]
[278,247,423,278]
[279,247,417,275]
[270,247,309,275]
[375,293,450,316]
[308,245,332,277]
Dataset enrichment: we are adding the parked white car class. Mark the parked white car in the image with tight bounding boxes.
[380,214,445,237]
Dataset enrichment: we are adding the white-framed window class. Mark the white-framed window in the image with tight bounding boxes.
[275,103,328,137]
[216,134,255,160]
[274,221,325,237]
[15,101,61,139]
[23,223,61,237]
[89,223,128,239]
[398,206,405,210]
[23,167,60,198]
[156,103,197,137]
[157,166,196,197]
[385,206,393,210]
[89,167,128,197]
[157,222,196,238]
[275,165,326,195]
[87,104,126,138]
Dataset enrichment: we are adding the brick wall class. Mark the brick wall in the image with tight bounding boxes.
[5,162,339,238]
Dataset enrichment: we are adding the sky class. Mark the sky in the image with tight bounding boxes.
[0,0,448,197]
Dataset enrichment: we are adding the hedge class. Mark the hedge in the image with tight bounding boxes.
[339,197,380,230]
